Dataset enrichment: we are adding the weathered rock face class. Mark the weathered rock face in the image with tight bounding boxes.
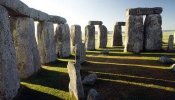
[10,17,41,79]
[144,14,162,51]
[167,35,174,51]
[159,56,174,64]
[126,7,163,15]
[0,6,20,100]
[116,22,126,26]
[112,25,123,46]
[87,89,100,100]
[37,21,57,64]
[75,43,86,64]
[88,21,103,25]
[82,73,97,85]
[98,25,107,48]
[70,25,82,46]
[55,24,70,58]
[67,61,84,100]
[124,15,144,53]
[85,25,95,50]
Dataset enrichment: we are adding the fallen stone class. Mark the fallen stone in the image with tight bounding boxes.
[126,7,163,15]
[85,25,95,50]
[116,22,126,26]
[98,25,107,48]
[37,21,57,64]
[55,24,71,58]
[10,17,41,78]
[144,14,162,51]
[167,35,174,51]
[82,73,97,85]
[112,25,123,46]
[87,89,100,100]
[89,21,103,25]
[0,5,20,100]
[124,15,144,53]
[67,61,84,100]
[159,56,174,64]
[170,64,175,72]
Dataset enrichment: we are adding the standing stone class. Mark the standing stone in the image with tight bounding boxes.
[10,17,41,79]
[124,15,144,53]
[0,6,20,100]
[55,24,70,58]
[167,35,174,51]
[112,25,123,46]
[67,61,84,100]
[85,25,95,50]
[144,14,162,51]
[75,43,86,64]
[37,21,57,64]
[98,25,107,48]
[70,25,82,53]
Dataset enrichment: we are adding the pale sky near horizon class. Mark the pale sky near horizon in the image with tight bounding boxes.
[21,0,175,31]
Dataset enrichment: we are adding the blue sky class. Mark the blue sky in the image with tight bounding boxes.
[21,0,175,31]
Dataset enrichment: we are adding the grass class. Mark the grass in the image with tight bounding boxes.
[14,32,175,100]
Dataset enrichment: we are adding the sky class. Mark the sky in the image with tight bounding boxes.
[21,0,175,31]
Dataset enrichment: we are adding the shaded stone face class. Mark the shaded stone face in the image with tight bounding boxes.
[55,24,70,58]
[98,25,107,48]
[144,14,162,51]
[124,15,144,53]
[116,22,126,26]
[37,21,57,64]
[75,43,86,64]
[167,35,174,51]
[126,7,163,15]
[67,61,84,100]
[10,17,41,79]
[85,25,95,50]
[112,25,123,46]
[88,21,103,25]
[70,25,82,46]
[0,5,20,100]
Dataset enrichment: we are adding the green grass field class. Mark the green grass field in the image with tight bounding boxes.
[14,31,175,100]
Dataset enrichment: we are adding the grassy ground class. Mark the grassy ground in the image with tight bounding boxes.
[14,32,175,100]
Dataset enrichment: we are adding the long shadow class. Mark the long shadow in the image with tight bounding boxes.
[14,85,61,100]
[44,59,69,68]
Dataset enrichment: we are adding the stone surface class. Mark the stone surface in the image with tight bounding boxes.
[49,15,67,24]
[55,24,71,58]
[29,8,50,21]
[75,43,86,64]
[116,22,126,26]
[170,64,175,72]
[112,25,123,46]
[87,89,100,100]
[126,7,163,15]
[10,17,41,79]
[70,25,82,46]
[167,35,174,51]
[89,21,103,25]
[98,25,107,48]
[124,15,144,53]
[159,56,174,64]
[85,25,95,50]
[82,74,97,85]
[144,14,162,51]
[0,6,20,100]
[37,21,57,64]
[67,61,84,100]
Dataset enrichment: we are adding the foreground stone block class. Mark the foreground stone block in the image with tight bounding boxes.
[82,73,97,85]
[124,15,144,53]
[55,24,70,57]
[98,25,107,48]
[85,25,95,50]
[0,6,20,100]
[144,14,162,51]
[37,21,57,64]
[89,21,103,25]
[67,61,84,100]
[75,43,86,64]
[167,35,174,51]
[112,25,123,46]
[10,17,41,79]
[126,7,163,15]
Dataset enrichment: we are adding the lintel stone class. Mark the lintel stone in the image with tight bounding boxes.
[88,21,103,25]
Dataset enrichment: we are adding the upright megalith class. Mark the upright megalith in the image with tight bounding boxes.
[0,5,20,100]
[10,17,41,79]
[67,61,84,100]
[112,22,125,46]
[98,25,107,48]
[85,25,95,50]
[37,21,57,64]
[124,15,144,53]
[167,35,174,51]
[55,24,71,57]
[144,14,162,51]
[75,43,86,64]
